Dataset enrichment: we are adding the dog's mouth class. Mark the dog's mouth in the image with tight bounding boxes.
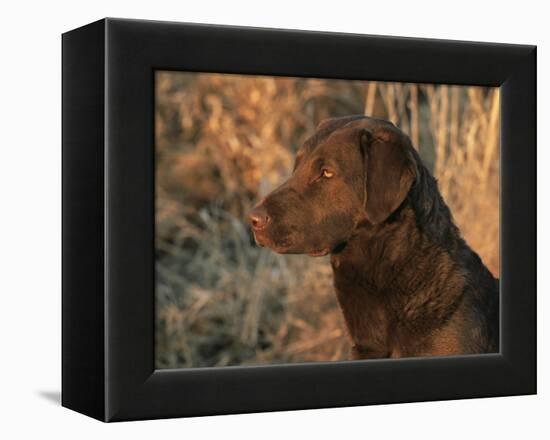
[306,248,330,257]
[253,231,330,257]
[253,232,292,254]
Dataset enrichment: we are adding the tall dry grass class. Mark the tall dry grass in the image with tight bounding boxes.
[155,72,499,369]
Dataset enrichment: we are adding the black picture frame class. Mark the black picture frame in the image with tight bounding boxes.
[62,18,536,422]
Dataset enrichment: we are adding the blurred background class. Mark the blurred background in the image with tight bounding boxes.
[155,71,499,369]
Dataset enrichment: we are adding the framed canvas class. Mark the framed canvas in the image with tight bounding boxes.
[62,18,536,422]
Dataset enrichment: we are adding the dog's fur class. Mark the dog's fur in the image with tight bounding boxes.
[249,115,499,359]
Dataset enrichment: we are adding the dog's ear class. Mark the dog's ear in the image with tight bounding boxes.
[359,127,416,224]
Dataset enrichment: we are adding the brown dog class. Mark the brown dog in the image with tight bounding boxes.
[249,115,499,359]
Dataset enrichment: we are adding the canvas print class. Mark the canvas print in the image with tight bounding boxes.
[155,72,499,368]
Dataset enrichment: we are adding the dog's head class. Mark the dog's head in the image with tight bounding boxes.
[248,115,417,256]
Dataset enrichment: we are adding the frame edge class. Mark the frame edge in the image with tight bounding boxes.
[62,19,107,422]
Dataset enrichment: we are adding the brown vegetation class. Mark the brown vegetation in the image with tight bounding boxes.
[155,71,499,369]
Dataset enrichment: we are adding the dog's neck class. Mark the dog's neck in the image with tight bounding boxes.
[330,205,427,292]
[330,204,466,356]
[327,160,498,357]
[330,163,466,285]
[329,169,475,355]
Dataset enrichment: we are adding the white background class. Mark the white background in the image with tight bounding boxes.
[0,0,546,437]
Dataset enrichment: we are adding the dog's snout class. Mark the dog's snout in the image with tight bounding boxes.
[248,205,270,230]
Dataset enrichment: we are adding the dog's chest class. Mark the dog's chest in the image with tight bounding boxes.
[331,262,390,351]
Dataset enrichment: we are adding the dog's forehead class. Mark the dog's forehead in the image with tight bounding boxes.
[295,115,395,164]
[299,126,359,160]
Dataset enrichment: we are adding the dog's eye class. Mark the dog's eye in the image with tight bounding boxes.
[322,169,334,179]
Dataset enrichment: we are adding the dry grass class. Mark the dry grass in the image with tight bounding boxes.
[155,72,499,369]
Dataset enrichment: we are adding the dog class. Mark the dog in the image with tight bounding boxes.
[248,115,499,359]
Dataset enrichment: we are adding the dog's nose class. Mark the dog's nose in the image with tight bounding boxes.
[248,205,270,230]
